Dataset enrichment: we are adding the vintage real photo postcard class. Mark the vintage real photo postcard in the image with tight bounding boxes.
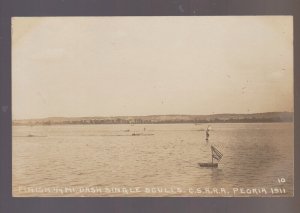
[12,16,293,197]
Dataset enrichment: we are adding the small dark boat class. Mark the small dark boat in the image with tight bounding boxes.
[199,145,223,168]
[199,163,218,167]
[132,133,140,136]
[132,133,154,136]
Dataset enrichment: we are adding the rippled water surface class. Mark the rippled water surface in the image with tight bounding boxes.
[13,123,293,197]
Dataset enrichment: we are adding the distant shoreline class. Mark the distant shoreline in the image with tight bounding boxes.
[12,121,293,127]
[13,112,294,126]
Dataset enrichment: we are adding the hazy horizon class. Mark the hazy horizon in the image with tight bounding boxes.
[12,111,294,121]
[12,16,293,120]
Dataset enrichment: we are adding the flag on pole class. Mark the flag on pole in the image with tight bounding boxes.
[211,145,223,161]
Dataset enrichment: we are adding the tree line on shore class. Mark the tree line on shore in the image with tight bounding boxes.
[13,112,293,126]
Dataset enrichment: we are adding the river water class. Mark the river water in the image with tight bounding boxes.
[13,123,293,197]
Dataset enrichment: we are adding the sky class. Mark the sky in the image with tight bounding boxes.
[12,16,293,119]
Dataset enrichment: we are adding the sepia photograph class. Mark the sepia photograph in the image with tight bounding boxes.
[12,16,293,197]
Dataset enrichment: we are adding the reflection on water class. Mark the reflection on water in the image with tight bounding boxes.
[13,123,293,197]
